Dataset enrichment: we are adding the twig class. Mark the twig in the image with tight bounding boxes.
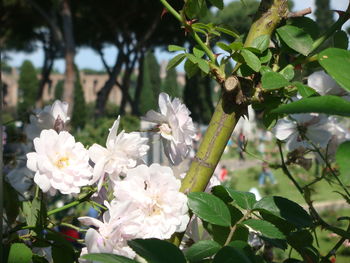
[287,8,312,18]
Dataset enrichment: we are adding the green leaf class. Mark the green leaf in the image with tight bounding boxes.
[208,0,224,9]
[224,188,257,210]
[188,192,232,227]
[4,180,20,225]
[253,196,312,228]
[184,240,221,262]
[229,42,243,51]
[193,46,205,58]
[276,25,313,56]
[251,35,270,53]
[279,64,294,81]
[271,95,350,117]
[32,255,49,263]
[47,231,76,263]
[333,30,348,49]
[241,49,261,72]
[217,42,232,53]
[213,246,251,263]
[168,45,186,52]
[8,243,32,263]
[318,48,350,92]
[261,72,290,90]
[184,59,199,78]
[336,141,350,185]
[82,253,138,263]
[167,53,186,70]
[21,198,41,227]
[128,238,186,263]
[242,219,285,239]
[184,0,207,18]
[294,82,317,98]
[216,26,239,38]
[186,54,209,74]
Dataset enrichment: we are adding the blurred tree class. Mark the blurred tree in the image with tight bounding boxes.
[54,80,64,100]
[162,67,181,98]
[184,74,213,124]
[71,66,87,129]
[315,0,334,32]
[139,52,159,115]
[17,60,39,117]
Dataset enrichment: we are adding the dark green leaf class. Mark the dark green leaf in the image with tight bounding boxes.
[8,243,32,263]
[82,253,138,263]
[215,26,239,38]
[271,95,350,117]
[208,0,224,9]
[288,17,319,39]
[184,0,207,18]
[319,48,350,91]
[227,241,257,262]
[188,192,231,226]
[225,188,257,210]
[260,49,272,64]
[32,255,49,263]
[287,230,313,249]
[47,231,76,263]
[276,25,313,56]
[128,238,186,263]
[336,141,350,185]
[294,82,317,98]
[241,49,261,72]
[167,53,186,70]
[4,180,20,225]
[251,35,270,53]
[261,72,290,90]
[253,196,312,228]
[242,219,285,239]
[168,45,186,52]
[333,30,348,49]
[213,246,251,263]
[184,59,199,78]
[184,240,221,262]
[279,65,294,81]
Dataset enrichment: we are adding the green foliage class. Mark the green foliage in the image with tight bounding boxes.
[318,48,350,92]
[336,141,350,185]
[54,80,64,100]
[162,67,181,98]
[17,60,38,117]
[184,240,221,262]
[128,239,186,263]
[261,71,290,90]
[82,253,137,263]
[272,95,350,117]
[8,243,32,263]
[276,25,313,56]
[188,192,232,227]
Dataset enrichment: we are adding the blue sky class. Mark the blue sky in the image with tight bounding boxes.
[4,0,350,73]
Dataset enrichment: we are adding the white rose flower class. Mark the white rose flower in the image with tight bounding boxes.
[78,200,139,260]
[307,70,348,96]
[272,114,332,151]
[25,100,70,140]
[26,129,92,195]
[143,92,196,165]
[88,116,149,190]
[114,163,189,239]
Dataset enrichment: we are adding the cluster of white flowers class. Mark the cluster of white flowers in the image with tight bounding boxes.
[21,94,194,260]
[272,71,350,159]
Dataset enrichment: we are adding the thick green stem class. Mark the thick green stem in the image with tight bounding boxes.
[170,0,289,247]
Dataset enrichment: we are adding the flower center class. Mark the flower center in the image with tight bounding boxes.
[159,123,172,136]
[55,156,70,169]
